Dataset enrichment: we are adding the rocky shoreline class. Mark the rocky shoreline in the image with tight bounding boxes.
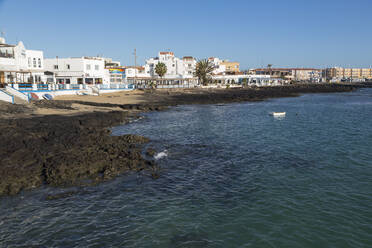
[0,83,367,196]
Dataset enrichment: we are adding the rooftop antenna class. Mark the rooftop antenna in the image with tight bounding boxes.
[133,48,137,82]
[133,48,137,67]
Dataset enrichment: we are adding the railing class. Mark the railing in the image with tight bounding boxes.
[70,84,80,90]
[11,83,135,93]
[98,84,109,89]
[137,84,196,89]
[57,84,66,90]
[5,86,29,102]
[18,84,33,91]
[37,84,49,90]
[0,89,14,104]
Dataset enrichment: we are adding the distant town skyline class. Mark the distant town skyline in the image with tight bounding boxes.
[0,0,371,70]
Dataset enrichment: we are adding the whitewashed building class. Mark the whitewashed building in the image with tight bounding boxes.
[182,56,197,77]
[208,57,226,74]
[144,52,196,79]
[0,36,45,84]
[44,56,106,84]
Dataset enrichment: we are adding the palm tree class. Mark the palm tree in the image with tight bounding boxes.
[195,59,214,86]
[267,64,273,76]
[155,62,167,78]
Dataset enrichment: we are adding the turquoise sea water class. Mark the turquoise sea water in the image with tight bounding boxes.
[1,89,372,247]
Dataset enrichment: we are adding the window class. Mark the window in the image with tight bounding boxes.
[66,64,70,70]
[38,58,41,68]
[86,64,91,70]
[33,58,36,68]
[95,65,99,70]
[28,58,31,67]
[54,65,59,70]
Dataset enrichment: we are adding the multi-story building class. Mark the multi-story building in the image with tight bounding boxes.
[124,66,148,78]
[253,68,321,81]
[208,57,226,74]
[182,56,197,77]
[324,67,372,80]
[145,52,196,78]
[291,68,322,81]
[104,59,125,84]
[221,61,240,73]
[44,56,106,84]
[0,36,45,85]
[208,57,240,74]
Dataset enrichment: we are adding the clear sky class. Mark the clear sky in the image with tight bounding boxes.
[0,0,371,69]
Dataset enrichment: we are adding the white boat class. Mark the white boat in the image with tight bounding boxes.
[85,86,100,96]
[270,112,286,117]
[76,90,88,96]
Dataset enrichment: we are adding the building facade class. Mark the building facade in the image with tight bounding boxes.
[0,37,45,85]
[144,52,196,79]
[253,68,321,81]
[324,67,372,80]
[220,61,240,73]
[44,57,106,84]
[182,56,197,77]
[208,57,240,74]
[291,68,322,81]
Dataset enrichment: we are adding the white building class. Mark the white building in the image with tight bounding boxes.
[104,58,121,67]
[208,57,226,74]
[182,56,197,77]
[124,66,148,78]
[44,56,106,84]
[144,52,196,79]
[0,36,45,84]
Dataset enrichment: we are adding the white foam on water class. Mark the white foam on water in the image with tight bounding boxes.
[154,150,168,160]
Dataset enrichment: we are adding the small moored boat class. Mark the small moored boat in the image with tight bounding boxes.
[30,93,39,100]
[270,112,286,117]
[43,93,53,100]
[76,91,88,96]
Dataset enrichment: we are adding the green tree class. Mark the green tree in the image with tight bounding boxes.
[267,64,273,76]
[155,62,167,78]
[194,59,214,86]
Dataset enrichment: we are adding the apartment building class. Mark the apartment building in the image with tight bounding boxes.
[253,68,321,81]
[183,56,197,77]
[208,57,240,74]
[221,61,240,73]
[44,57,106,84]
[0,36,45,85]
[144,52,196,78]
[324,67,372,80]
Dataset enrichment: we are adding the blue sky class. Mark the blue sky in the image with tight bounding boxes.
[0,0,371,69]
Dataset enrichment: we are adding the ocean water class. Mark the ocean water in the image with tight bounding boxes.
[1,89,372,247]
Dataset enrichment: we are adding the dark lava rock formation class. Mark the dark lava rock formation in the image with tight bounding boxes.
[0,111,154,196]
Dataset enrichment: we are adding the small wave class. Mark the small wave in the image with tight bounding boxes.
[154,150,168,160]
[129,116,144,123]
